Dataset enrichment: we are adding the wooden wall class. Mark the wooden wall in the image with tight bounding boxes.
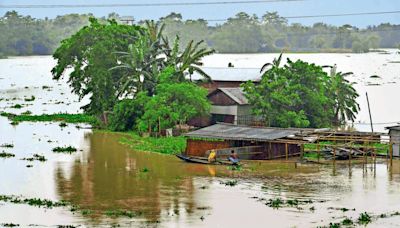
[186,139,231,157]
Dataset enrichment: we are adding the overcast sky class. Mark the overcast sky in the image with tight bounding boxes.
[1,0,399,27]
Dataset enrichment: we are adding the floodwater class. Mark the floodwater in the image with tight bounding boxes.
[1,54,400,227]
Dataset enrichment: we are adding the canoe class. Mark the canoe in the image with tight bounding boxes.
[176,154,236,165]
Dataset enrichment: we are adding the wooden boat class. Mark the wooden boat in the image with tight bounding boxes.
[176,154,236,165]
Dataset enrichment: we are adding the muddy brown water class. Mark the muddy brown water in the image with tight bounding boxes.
[1,55,400,227]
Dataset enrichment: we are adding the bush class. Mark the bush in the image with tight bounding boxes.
[108,94,148,131]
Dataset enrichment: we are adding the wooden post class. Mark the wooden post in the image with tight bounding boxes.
[269,142,272,159]
[333,146,336,164]
[349,141,352,166]
[389,142,393,165]
[317,140,320,163]
[285,143,288,161]
[300,144,304,159]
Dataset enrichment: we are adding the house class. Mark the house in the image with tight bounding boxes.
[188,87,258,127]
[386,125,400,157]
[207,87,254,125]
[184,123,317,160]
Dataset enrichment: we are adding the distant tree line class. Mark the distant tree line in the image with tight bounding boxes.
[1,10,400,57]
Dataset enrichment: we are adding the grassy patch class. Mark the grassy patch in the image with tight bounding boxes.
[120,133,186,155]
[0,112,99,126]
[266,198,284,209]
[52,146,77,154]
[0,152,15,158]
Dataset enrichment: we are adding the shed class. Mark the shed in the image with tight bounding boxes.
[207,87,255,125]
[184,123,307,160]
[386,125,400,157]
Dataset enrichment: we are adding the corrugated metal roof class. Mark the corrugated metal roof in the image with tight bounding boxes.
[218,87,248,105]
[191,67,261,82]
[386,125,400,131]
[185,123,301,141]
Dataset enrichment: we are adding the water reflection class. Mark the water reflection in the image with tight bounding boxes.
[55,131,203,224]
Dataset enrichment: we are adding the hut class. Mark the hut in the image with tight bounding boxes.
[184,123,315,160]
[386,125,400,157]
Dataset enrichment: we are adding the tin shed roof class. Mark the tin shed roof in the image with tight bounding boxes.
[185,123,302,141]
[213,87,248,105]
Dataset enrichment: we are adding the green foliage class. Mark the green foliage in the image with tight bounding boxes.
[358,212,372,225]
[52,18,144,115]
[120,133,186,155]
[341,218,353,225]
[137,69,210,132]
[266,198,284,209]
[108,92,149,131]
[243,54,359,128]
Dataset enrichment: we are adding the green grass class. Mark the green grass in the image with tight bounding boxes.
[104,209,138,218]
[22,154,47,162]
[0,112,100,126]
[120,133,186,155]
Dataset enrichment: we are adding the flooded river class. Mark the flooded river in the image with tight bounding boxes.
[1,54,400,227]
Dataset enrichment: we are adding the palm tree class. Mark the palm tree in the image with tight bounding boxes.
[330,71,360,125]
[163,36,215,82]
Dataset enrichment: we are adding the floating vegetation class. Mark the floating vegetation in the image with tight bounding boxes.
[0,113,100,126]
[52,146,77,153]
[59,122,67,128]
[0,143,14,148]
[104,209,138,218]
[10,104,23,109]
[10,121,19,125]
[341,217,353,225]
[266,198,284,209]
[26,164,33,168]
[229,164,242,171]
[369,75,381,78]
[0,195,69,209]
[141,167,149,173]
[1,223,19,227]
[22,154,47,162]
[0,151,15,158]
[357,212,372,225]
[81,209,93,215]
[264,198,313,209]
[24,95,35,102]
[220,180,238,187]
[21,110,32,115]
[42,85,51,89]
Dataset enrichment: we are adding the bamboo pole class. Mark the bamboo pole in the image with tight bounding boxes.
[285,143,288,161]
[300,144,304,159]
[389,142,393,165]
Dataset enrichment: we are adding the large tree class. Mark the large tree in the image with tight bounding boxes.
[242,55,359,128]
[52,18,143,115]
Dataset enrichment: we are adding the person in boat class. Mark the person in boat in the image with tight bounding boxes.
[208,149,217,163]
[228,150,239,164]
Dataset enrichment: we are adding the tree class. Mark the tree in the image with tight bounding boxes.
[137,68,210,133]
[329,69,360,125]
[51,18,143,115]
[243,55,338,128]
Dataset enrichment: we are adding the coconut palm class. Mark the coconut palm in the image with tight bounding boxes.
[330,71,360,125]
